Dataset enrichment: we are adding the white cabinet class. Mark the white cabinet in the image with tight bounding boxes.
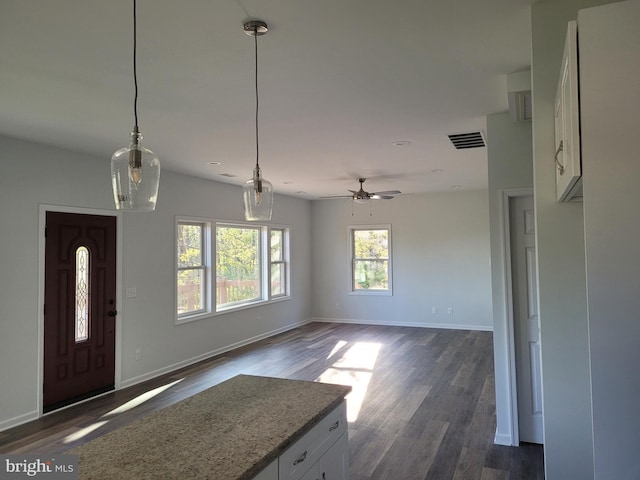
[295,433,349,480]
[277,402,348,480]
[554,20,582,202]
[254,460,279,480]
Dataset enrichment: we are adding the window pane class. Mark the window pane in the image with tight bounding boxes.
[271,262,285,296]
[216,226,260,308]
[270,230,283,261]
[354,230,388,259]
[75,246,90,342]
[353,260,388,290]
[177,223,202,268]
[177,268,204,315]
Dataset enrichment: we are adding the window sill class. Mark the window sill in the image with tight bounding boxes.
[349,290,393,297]
[175,310,214,325]
[175,296,292,324]
[215,295,291,316]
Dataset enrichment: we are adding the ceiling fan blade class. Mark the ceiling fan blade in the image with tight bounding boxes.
[372,190,401,196]
[370,195,395,200]
[320,195,353,199]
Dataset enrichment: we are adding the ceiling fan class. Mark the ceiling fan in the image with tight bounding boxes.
[322,178,401,203]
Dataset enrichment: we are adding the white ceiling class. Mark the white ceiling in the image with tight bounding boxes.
[0,1,533,199]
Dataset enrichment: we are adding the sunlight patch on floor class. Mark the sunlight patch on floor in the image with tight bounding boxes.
[62,378,184,444]
[102,379,184,417]
[63,421,109,444]
[327,340,348,360]
[317,342,381,422]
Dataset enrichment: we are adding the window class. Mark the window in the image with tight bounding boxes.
[216,225,261,309]
[176,218,290,322]
[270,228,288,298]
[350,225,392,295]
[177,221,208,319]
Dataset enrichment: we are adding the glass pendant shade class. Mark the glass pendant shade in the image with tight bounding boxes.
[243,166,273,221]
[111,128,160,211]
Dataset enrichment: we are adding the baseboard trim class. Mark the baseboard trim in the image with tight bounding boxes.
[0,410,39,433]
[311,317,493,332]
[494,430,515,446]
[120,319,313,390]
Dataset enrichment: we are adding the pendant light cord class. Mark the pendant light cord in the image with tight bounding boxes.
[254,29,260,169]
[133,0,139,129]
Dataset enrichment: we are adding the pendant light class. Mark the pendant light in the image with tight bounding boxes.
[111,0,160,211]
[242,20,274,221]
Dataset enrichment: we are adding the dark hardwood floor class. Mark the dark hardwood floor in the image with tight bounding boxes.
[0,322,544,479]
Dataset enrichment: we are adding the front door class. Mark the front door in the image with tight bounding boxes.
[43,212,116,412]
[510,195,543,444]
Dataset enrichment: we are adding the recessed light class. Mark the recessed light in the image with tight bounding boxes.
[431,168,444,173]
[283,181,293,185]
[451,184,462,189]
[392,140,411,147]
[208,161,221,165]
[295,191,306,194]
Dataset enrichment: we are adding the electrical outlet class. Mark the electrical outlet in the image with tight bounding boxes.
[447,307,453,315]
[432,307,437,314]
[135,349,141,361]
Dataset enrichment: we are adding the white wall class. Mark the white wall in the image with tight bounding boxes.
[579,2,640,478]
[0,134,312,431]
[486,112,533,445]
[310,191,493,330]
[530,0,617,478]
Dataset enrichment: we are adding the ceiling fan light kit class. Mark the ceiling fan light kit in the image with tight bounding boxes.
[242,20,274,221]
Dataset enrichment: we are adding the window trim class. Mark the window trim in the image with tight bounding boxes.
[175,217,291,324]
[269,227,290,299]
[349,224,393,296]
[215,222,264,312]
[175,218,212,325]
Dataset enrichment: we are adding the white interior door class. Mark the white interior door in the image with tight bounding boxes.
[510,195,543,444]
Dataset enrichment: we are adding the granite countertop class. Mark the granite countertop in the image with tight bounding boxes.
[66,375,351,480]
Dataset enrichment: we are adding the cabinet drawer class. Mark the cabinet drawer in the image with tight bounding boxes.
[279,402,347,480]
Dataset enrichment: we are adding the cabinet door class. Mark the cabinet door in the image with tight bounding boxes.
[317,433,349,480]
[555,20,582,201]
[299,463,320,480]
[253,459,278,480]
[279,403,347,480]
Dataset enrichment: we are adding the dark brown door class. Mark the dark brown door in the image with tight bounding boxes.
[44,212,116,412]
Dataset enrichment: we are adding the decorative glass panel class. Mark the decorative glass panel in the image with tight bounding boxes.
[75,246,90,342]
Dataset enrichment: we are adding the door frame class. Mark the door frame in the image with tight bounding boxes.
[37,204,123,416]
[497,187,535,446]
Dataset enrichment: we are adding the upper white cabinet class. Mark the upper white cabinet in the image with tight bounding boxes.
[554,20,582,202]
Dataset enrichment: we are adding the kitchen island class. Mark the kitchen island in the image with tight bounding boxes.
[67,374,351,479]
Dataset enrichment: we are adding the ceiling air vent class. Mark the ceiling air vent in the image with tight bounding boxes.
[448,131,486,149]
[219,173,238,178]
